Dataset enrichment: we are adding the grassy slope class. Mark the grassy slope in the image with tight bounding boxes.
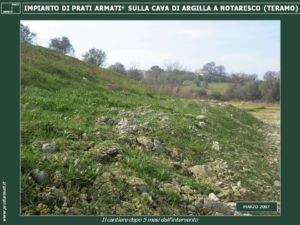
[21,43,279,215]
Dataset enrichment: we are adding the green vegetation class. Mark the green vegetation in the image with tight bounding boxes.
[21,43,280,215]
[181,80,233,98]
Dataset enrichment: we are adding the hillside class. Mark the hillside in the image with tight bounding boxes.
[21,43,280,215]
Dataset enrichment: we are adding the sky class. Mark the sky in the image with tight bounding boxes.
[22,20,280,77]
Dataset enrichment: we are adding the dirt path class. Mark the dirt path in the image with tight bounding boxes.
[232,101,280,204]
[264,123,280,172]
[230,101,280,126]
[231,101,280,164]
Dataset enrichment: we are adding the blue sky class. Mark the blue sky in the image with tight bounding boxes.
[22,21,280,77]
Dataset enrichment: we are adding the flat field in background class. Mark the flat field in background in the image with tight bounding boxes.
[181,81,233,95]
[230,102,280,126]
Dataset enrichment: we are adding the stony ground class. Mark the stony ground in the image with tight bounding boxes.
[22,103,280,215]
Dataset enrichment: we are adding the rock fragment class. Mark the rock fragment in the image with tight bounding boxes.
[203,193,233,215]
[137,136,164,154]
[188,165,211,179]
[42,143,58,153]
[32,169,48,184]
[126,176,148,193]
[212,141,223,150]
[137,136,153,149]
[117,118,139,134]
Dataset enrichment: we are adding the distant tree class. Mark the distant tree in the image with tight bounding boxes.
[150,65,164,74]
[260,71,280,102]
[225,80,261,101]
[240,81,261,100]
[201,62,227,82]
[108,62,125,74]
[146,65,164,83]
[195,75,202,87]
[215,65,226,76]
[20,24,36,43]
[126,66,143,81]
[144,62,195,87]
[225,84,238,100]
[229,73,257,84]
[164,62,187,95]
[49,37,74,55]
[202,62,217,75]
[82,48,106,67]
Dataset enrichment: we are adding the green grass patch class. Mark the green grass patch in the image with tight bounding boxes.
[20,43,280,215]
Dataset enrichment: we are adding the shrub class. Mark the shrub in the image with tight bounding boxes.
[260,71,280,102]
[109,62,126,74]
[225,81,261,101]
[126,68,143,81]
[20,24,36,44]
[196,88,207,98]
[49,37,74,55]
[210,91,222,100]
[82,48,106,67]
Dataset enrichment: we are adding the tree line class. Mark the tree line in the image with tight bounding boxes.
[194,62,280,102]
[21,24,280,102]
[21,24,106,66]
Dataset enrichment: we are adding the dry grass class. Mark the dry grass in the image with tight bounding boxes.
[230,101,280,126]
